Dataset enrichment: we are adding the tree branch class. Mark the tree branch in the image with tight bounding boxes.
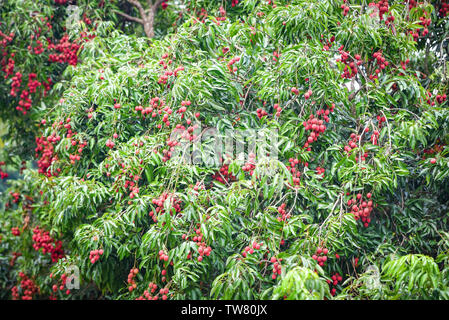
[115,0,162,39]
[127,0,146,19]
[114,10,144,24]
[348,84,365,101]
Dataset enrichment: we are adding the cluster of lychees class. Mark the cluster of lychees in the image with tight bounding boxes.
[11,227,21,236]
[89,249,104,264]
[127,268,139,292]
[287,157,306,186]
[327,272,343,296]
[242,241,264,258]
[348,192,374,227]
[10,252,22,267]
[321,35,336,51]
[256,108,268,119]
[341,0,350,16]
[0,161,9,179]
[369,51,389,80]
[48,34,81,66]
[35,133,61,177]
[276,203,291,222]
[10,191,20,203]
[32,226,64,262]
[212,163,236,184]
[269,256,282,280]
[137,283,169,300]
[50,273,71,298]
[302,104,334,151]
[242,152,256,176]
[149,193,182,223]
[316,166,325,178]
[227,56,240,73]
[439,0,449,17]
[337,48,362,79]
[158,53,185,85]
[12,272,40,300]
[436,94,447,104]
[312,247,329,267]
[195,227,212,262]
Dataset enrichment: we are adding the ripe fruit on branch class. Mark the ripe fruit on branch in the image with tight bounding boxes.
[12,273,39,300]
[227,56,240,73]
[291,87,299,95]
[0,161,9,179]
[276,203,290,222]
[242,241,263,258]
[316,166,325,178]
[287,157,306,186]
[368,0,390,20]
[89,249,104,264]
[312,247,329,267]
[270,257,282,280]
[35,134,61,177]
[273,103,282,117]
[341,0,350,16]
[302,104,334,151]
[242,153,256,176]
[347,193,375,227]
[327,272,343,296]
[256,108,268,119]
[436,94,447,104]
[343,132,372,162]
[150,193,182,223]
[337,48,362,79]
[11,227,21,236]
[48,35,81,66]
[304,89,313,100]
[106,138,116,149]
[212,163,236,184]
[127,268,139,292]
[159,250,169,262]
[32,226,64,263]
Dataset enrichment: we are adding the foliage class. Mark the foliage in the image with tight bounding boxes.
[1,0,449,300]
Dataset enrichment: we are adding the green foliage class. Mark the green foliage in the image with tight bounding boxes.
[1,0,449,300]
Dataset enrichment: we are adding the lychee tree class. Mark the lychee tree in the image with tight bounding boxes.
[1,0,449,300]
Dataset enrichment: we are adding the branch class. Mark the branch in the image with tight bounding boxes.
[152,0,165,13]
[117,0,163,39]
[127,0,146,19]
[348,83,367,101]
[114,10,144,24]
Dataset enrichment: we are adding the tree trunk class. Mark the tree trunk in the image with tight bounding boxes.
[143,11,155,38]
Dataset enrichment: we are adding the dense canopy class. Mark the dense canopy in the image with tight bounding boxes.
[1,0,449,300]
